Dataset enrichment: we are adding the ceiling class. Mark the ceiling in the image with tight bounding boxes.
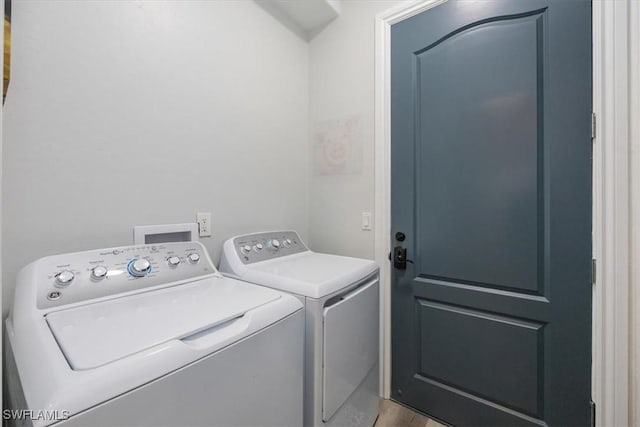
[255,0,341,40]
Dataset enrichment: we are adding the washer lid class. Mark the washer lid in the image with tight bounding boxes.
[240,252,378,298]
[46,277,279,370]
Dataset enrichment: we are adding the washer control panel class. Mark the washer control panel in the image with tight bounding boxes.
[233,231,307,264]
[36,242,217,309]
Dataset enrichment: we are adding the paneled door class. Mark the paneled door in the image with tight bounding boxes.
[390,1,592,425]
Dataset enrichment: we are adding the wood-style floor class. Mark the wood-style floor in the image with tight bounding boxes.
[375,400,447,427]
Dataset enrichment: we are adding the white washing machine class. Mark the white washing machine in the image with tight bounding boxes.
[4,241,304,427]
[219,231,380,427]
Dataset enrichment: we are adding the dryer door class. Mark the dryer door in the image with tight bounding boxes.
[322,276,379,421]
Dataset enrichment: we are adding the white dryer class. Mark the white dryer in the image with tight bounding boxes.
[219,231,380,427]
[5,241,304,427]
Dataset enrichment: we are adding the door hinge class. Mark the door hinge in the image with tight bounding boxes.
[592,259,597,285]
[591,112,597,140]
[591,400,596,427]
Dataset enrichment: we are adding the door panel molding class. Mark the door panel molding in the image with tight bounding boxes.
[415,298,544,417]
[409,375,548,427]
[375,1,634,425]
[412,8,545,295]
[413,8,547,57]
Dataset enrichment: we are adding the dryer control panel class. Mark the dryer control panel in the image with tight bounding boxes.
[34,242,218,309]
[232,231,308,264]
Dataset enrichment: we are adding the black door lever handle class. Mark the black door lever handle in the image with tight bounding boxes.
[390,246,414,270]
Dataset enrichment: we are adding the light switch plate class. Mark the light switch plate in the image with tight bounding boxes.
[362,212,372,231]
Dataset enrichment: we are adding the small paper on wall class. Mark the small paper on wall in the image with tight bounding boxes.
[313,114,363,175]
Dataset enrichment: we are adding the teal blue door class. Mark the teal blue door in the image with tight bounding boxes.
[390,1,592,426]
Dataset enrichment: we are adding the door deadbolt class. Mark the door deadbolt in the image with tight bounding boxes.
[392,246,414,270]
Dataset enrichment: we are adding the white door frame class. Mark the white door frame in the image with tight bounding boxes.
[374,1,635,425]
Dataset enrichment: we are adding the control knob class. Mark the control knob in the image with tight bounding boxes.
[55,270,75,287]
[241,245,252,254]
[284,239,292,247]
[254,243,264,251]
[91,266,108,280]
[188,253,200,264]
[270,239,281,249]
[129,258,151,277]
[167,256,181,267]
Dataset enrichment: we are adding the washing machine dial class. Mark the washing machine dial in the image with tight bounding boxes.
[270,239,281,249]
[167,256,181,267]
[55,270,75,287]
[284,239,292,247]
[241,245,252,254]
[188,253,200,264]
[129,258,151,277]
[254,243,264,251]
[91,266,108,280]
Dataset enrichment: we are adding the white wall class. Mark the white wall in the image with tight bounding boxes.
[1,0,309,315]
[630,1,640,424]
[307,0,404,259]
